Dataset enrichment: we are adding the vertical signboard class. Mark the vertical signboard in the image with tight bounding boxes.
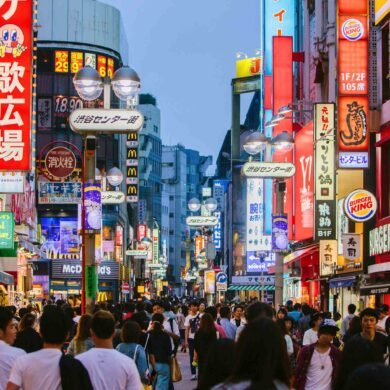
[319,240,337,277]
[0,1,32,170]
[126,132,139,203]
[294,122,314,240]
[338,0,369,168]
[0,211,14,249]
[84,183,102,231]
[137,224,147,241]
[340,233,363,273]
[314,104,336,240]
[152,228,159,265]
[246,178,264,251]
[204,270,215,294]
[272,214,288,251]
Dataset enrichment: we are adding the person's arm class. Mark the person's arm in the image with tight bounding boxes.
[172,318,180,337]
[138,347,149,381]
[66,339,75,356]
[302,330,310,346]
[285,335,294,356]
[7,356,23,390]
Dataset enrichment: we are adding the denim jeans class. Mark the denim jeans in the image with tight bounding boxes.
[188,338,196,375]
[154,362,170,390]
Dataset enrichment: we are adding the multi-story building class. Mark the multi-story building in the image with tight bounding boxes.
[34,0,131,303]
[162,145,187,292]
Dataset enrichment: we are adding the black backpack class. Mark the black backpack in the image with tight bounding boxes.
[189,314,200,334]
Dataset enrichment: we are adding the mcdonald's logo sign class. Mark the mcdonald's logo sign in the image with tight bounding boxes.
[127,132,138,141]
[127,148,138,159]
[127,166,138,177]
[127,184,138,195]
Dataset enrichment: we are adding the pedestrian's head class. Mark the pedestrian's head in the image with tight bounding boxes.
[199,302,206,313]
[18,307,28,319]
[277,308,287,320]
[205,306,217,321]
[310,312,323,329]
[130,311,149,331]
[229,317,290,388]
[246,302,274,323]
[189,301,199,314]
[334,312,342,322]
[39,305,70,344]
[163,301,172,312]
[378,304,389,319]
[276,318,288,336]
[233,305,243,319]
[283,316,294,332]
[121,320,141,344]
[0,306,17,345]
[293,303,302,312]
[360,308,378,333]
[152,301,164,314]
[135,301,145,313]
[198,338,235,390]
[345,363,390,390]
[301,304,311,316]
[199,313,217,334]
[348,315,362,335]
[75,314,92,341]
[91,310,115,341]
[219,305,231,320]
[317,319,339,346]
[334,337,383,390]
[18,312,37,332]
[348,303,357,315]
[151,312,164,332]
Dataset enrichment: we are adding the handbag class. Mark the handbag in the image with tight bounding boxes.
[171,356,182,382]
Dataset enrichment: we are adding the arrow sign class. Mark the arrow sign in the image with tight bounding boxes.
[242,162,296,178]
[186,216,219,227]
[69,109,144,135]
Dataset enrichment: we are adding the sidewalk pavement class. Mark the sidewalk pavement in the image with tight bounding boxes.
[174,351,197,390]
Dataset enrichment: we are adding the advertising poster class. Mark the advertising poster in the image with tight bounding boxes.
[84,183,102,231]
[0,212,14,249]
[272,214,288,251]
[60,220,79,254]
[204,270,215,294]
[38,182,82,204]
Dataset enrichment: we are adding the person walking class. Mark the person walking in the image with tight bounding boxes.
[116,320,149,384]
[146,313,172,390]
[212,317,291,389]
[13,313,43,353]
[66,314,93,357]
[184,301,201,381]
[302,312,323,346]
[342,315,362,343]
[340,304,357,338]
[219,305,236,340]
[176,305,187,352]
[0,307,25,390]
[194,313,218,386]
[76,310,141,390]
[295,319,341,390]
[230,305,245,330]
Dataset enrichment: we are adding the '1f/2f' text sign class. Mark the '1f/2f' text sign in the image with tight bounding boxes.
[242,162,296,178]
[69,109,144,134]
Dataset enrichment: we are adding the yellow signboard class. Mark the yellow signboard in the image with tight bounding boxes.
[236,56,261,78]
[375,0,390,24]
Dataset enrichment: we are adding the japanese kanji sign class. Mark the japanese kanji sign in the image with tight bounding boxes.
[315,200,336,240]
[69,109,144,134]
[242,162,295,178]
[338,0,369,168]
[342,233,361,260]
[44,146,76,180]
[0,0,32,170]
[319,240,337,277]
[186,216,219,227]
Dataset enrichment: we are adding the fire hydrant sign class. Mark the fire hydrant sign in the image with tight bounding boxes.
[0,0,33,170]
[69,109,144,134]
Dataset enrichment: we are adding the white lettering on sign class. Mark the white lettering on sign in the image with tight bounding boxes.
[369,223,390,256]
[61,264,112,275]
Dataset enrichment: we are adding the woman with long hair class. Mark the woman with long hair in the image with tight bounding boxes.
[194,313,218,384]
[66,314,94,356]
[342,315,362,343]
[116,320,149,383]
[13,313,43,353]
[213,317,291,390]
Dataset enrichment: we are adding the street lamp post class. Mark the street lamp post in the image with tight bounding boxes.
[243,130,294,309]
[72,65,141,314]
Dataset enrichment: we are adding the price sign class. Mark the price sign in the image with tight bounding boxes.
[97,55,107,77]
[70,51,83,74]
[55,50,69,73]
[107,58,114,78]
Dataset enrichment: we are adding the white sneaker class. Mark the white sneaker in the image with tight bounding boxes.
[191,375,197,381]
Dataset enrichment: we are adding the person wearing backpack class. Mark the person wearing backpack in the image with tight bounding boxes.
[184,301,201,381]
[116,321,149,384]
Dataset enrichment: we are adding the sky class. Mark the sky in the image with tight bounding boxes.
[101,0,260,161]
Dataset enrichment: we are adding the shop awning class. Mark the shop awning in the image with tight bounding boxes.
[329,275,356,288]
[360,283,390,296]
[283,245,318,266]
[228,285,275,291]
[0,271,14,285]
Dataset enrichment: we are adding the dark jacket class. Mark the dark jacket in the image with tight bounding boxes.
[294,342,340,390]
[13,327,43,353]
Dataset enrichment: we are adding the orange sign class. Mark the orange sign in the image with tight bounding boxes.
[70,51,83,74]
[97,55,107,77]
[194,236,204,259]
[339,0,367,14]
[107,58,114,78]
[55,50,69,73]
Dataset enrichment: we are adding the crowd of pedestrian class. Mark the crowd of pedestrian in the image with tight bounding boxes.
[1,298,390,389]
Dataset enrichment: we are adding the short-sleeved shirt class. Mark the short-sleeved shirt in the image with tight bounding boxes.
[185,313,200,339]
[76,348,142,390]
[0,340,26,390]
[349,333,389,357]
[146,330,172,364]
[8,348,62,390]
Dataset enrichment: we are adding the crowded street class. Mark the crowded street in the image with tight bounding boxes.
[1,0,390,389]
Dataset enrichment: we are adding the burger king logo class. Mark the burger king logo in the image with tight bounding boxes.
[344,189,377,222]
[342,19,364,41]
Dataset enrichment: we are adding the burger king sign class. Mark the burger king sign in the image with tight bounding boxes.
[344,189,377,222]
[342,19,364,41]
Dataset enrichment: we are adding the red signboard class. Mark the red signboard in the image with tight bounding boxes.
[272,36,293,239]
[44,146,76,180]
[97,55,107,77]
[337,0,369,167]
[0,0,32,170]
[294,122,314,240]
[137,224,147,241]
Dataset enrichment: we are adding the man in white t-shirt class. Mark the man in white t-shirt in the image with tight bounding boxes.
[184,301,201,381]
[76,310,142,390]
[7,305,88,390]
[0,307,25,390]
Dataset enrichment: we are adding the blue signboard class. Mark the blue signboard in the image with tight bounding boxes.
[38,182,81,204]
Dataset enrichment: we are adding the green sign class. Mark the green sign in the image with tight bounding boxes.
[0,212,14,249]
[86,265,98,299]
